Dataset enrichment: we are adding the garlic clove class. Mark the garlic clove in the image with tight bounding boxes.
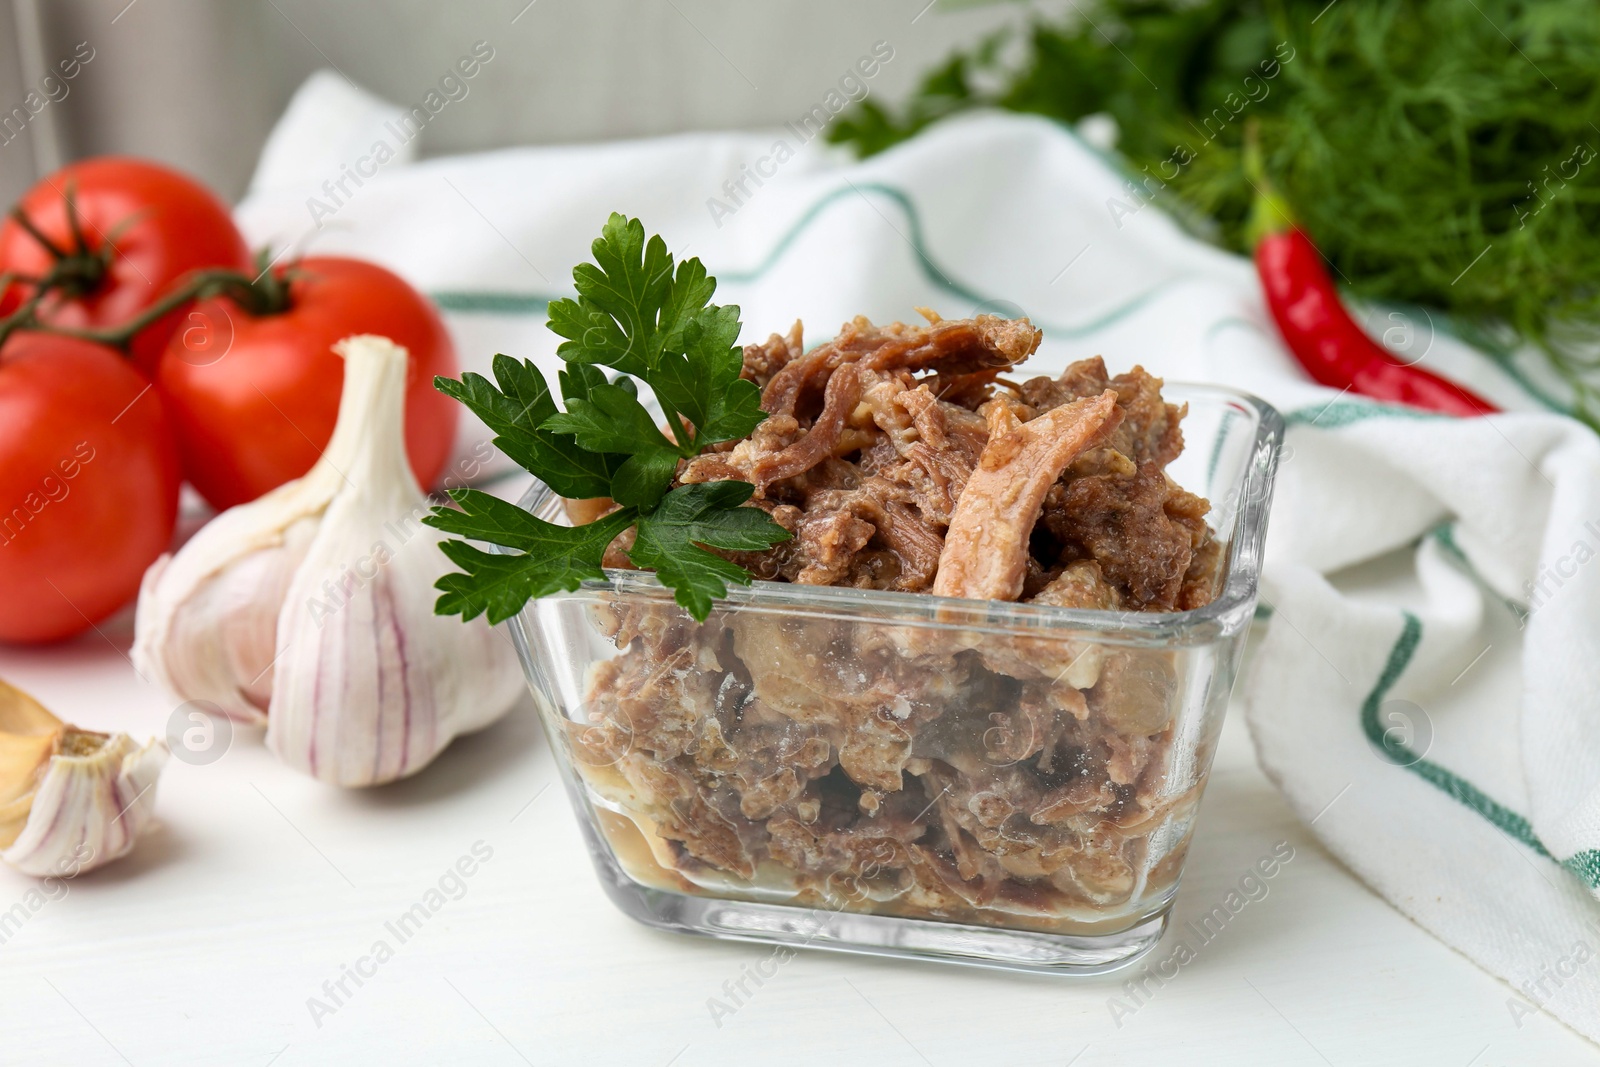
[135,516,321,724]
[3,732,168,878]
[0,678,168,877]
[264,335,524,786]
[134,463,336,725]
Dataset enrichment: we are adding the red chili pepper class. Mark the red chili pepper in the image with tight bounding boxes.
[1255,227,1498,417]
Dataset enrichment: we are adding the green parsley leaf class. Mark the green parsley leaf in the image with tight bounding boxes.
[655,255,719,356]
[434,357,614,499]
[545,211,762,449]
[431,213,790,622]
[558,362,609,406]
[652,302,766,447]
[609,449,681,510]
[546,213,683,377]
[629,482,792,618]
[424,489,636,623]
[542,379,677,456]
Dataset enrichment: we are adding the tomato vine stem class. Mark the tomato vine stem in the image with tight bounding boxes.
[0,185,297,356]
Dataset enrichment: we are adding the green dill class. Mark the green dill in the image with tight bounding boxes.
[831,0,1600,427]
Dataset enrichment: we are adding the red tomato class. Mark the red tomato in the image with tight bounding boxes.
[0,334,181,644]
[156,257,460,510]
[0,157,252,374]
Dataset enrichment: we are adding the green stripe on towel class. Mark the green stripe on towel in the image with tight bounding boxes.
[1428,522,1529,626]
[1358,612,1600,889]
[1284,400,1452,429]
[426,180,1194,341]
[431,291,555,314]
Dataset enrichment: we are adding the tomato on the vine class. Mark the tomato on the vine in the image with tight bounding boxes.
[0,157,252,375]
[0,333,181,644]
[156,256,460,510]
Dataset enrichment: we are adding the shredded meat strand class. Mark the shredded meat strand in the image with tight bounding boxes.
[741,320,804,389]
[762,315,1042,419]
[933,391,1122,603]
[751,363,862,488]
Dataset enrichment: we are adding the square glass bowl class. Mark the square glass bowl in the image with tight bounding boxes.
[506,385,1282,975]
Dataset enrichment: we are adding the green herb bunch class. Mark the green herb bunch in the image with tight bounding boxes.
[831,0,1600,427]
[423,213,791,622]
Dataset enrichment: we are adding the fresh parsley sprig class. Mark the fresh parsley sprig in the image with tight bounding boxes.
[423,213,791,623]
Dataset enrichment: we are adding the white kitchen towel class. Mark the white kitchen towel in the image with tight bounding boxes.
[235,72,1600,1043]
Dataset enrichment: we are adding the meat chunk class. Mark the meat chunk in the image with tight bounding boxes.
[762,314,1042,420]
[749,364,862,488]
[1020,357,1184,467]
[933,391,1121,602]
[1053,462,1202,611]
[790,507,875,585]
[678,414,803,488]
[1030,559,1124,611]
[741,320,804,388]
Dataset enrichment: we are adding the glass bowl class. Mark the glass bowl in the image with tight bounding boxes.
[506,384,1283,975]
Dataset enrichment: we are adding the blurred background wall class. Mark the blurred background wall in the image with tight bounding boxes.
[0,0,1033,206]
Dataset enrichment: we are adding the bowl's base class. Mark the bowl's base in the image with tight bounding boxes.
[594,858,1170,976]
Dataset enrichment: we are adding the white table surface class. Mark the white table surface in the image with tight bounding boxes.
[1,607,1594,1067]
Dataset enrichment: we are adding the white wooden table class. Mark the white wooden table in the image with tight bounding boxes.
[1,612,1593,1066]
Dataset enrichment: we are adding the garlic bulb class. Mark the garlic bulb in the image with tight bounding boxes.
[0,678,167,877]
[134,334,524,786]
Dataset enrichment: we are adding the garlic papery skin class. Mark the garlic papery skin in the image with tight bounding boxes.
[137,333,522,786]
[0,678,168,878]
